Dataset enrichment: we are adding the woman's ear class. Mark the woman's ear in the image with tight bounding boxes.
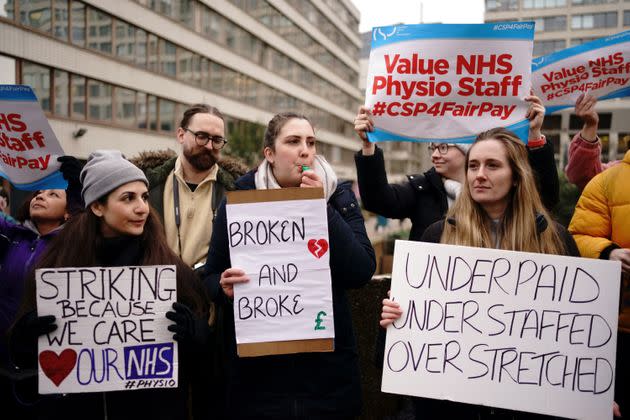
[263,146,274,164]
[63,212,70,222]
[90,201,104,217]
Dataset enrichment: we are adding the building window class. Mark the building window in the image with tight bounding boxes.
[570,112,612,129]
[571,37,598,45]
[533,15,567,32]
[19,0,52,34]
[53,69,69,117]
[1,0,15,19]
[87,7,112,54]
[619,133,630,154]
[147,34,159,72]
[114,87,136,127]
[87,79,112,121]
[148,95,157,130]
[524,0,567,8]
[158,98,175,132]
[159,39,177,77]
[70,74,85,119]
[135,27,147,67]
[22,61,51,111]
[485,0,519,11]
[625,10,630,26]
[572,0,619,5]
[572,12,618,29]
[53,0,68,40]
[136,91,147,129]
[114,19,136,62]
[70,0,85,47]
[533,39,566,56]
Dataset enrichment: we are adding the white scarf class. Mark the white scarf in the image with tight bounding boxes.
[254,155,338,201]
[443,179,462,208]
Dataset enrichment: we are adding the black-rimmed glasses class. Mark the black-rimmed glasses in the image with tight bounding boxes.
[184,128,227,149]
[427,143,454,155]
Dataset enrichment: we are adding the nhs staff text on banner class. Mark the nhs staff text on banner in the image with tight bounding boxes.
[365,23,535,144]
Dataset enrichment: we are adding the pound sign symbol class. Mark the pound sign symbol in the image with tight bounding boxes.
[314,311,327,330]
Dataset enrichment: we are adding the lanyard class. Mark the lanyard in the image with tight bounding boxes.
[172,173,222,261]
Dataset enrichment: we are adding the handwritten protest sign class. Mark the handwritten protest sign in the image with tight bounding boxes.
[365,23,534,144]
[226,188,334,357]
[36,266,178,394]
[382,240,620,419]
[0,85,66,190]
[532,30,630,113]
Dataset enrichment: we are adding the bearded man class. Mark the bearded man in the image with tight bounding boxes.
[143,104,245,268]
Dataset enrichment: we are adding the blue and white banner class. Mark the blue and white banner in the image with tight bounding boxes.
[532,31,630,113]
[365,23,535,144]
[0,85,66,190]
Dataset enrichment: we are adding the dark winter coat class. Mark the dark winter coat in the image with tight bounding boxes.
[354,141,559,242]
[421,217,580,257]
[204,170,376,419]
[0,218,60,365]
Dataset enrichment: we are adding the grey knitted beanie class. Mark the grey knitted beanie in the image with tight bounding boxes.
[452,143,472,155]
[80,150,148,207]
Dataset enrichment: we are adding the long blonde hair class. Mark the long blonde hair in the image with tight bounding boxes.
[440,128,566,255]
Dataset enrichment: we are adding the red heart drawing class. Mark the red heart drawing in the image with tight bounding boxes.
[308,239,329,258]
[39,349,77,386]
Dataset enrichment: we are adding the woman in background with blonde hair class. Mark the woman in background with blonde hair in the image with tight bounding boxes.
[381,127,579,419]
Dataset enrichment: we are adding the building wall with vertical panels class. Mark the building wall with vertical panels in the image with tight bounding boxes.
[0,0,363,179]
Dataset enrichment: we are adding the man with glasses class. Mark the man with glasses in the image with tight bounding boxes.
[143,103,245,269]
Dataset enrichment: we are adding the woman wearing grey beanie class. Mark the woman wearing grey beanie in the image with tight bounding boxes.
[10,150,213,420]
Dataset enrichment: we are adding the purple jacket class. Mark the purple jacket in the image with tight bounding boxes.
[0,216,60,364]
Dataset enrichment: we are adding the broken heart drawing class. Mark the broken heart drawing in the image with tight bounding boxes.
[307,239,329,258]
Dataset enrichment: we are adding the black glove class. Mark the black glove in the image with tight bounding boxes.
[166,302,212,349]
[57,156,82,185]
[57,155,84,214]
[10,311,57,368]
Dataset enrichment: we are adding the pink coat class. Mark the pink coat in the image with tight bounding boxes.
[565,133,619,190]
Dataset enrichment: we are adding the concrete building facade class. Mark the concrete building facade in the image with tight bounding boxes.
[0,0,364,184]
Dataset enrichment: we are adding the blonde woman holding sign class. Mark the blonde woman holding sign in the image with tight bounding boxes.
[381,128,580,419]
[204,112,376,418]
[10,151,211,420]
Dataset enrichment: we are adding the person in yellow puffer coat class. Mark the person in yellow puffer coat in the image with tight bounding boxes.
[569,149,630,419]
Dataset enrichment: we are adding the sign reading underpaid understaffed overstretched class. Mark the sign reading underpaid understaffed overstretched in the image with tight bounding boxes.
[226,188,334,357]
[382,240,621,420]
[36,266,178,394]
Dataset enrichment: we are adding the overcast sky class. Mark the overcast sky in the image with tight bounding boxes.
[350,0,486,33]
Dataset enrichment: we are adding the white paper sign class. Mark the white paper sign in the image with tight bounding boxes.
[382,240,620,420]
[226,197,335,346]
[36,266,178,394]
[0,85,66,190]
[365,23,534,144]
[532,30,630,113]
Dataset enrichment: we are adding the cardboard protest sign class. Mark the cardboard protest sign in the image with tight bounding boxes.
[226,187,334,357]
[0,85,66,190]
[365,23,534,144]
[382,240,620,420]
[36,266,178,393]
[532,31,630,113]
